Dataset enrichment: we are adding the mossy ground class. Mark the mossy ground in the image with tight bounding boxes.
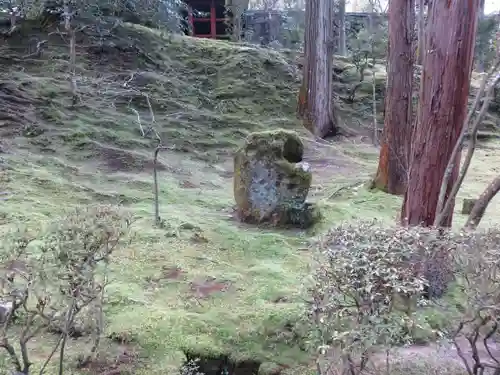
[1,20,500,374]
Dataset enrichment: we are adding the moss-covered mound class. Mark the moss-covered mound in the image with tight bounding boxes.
[1,20,304,162]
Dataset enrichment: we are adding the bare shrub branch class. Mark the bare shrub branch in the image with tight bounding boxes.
[464,175,500,230]
[129,94,167,226]
[434,59,500,227]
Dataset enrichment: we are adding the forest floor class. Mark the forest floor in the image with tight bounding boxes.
[1,20,500,375]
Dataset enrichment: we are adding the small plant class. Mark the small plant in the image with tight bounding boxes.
[180,359,204,375]
[306,222,430,375]
[0,205,131,374]
[306,223,500,375]
[449,229,500,375]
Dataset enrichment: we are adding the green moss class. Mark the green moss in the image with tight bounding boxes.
[244,129,303,157]
[275,160,312,184]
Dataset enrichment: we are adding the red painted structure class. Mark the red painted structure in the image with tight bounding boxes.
[185,0,231,39]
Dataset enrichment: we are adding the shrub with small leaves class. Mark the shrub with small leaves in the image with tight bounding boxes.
[448,228,500,375]
[180,359,204,375]
[305,222,458,374]
[0,205,131,374]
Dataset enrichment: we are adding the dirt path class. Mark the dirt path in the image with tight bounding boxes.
[301,137,364,178]
[300,136,375,201]
[212,135,370,187]
[326,337,500,374]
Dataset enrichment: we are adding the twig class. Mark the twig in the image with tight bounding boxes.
[123,72,138,88]
[128,93,167,225]
[21,40,48,59]
[39,334,63,374]
[465,174,500,230]
[58,298,77,375]
[129,93,167,225]
[153,145,169,226]
[325,181,364,200]
[454,330,474,375]
[484,322,500,365]
[0,339,23,372]
[434,66,489,220]
[130,107,145,136]
[19,312,40,373]
[77,276,106,368]
[129,95,161,141]
[0,296,24,372]
[144,94,156,125]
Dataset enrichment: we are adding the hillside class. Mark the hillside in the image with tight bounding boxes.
[1,20,500,375]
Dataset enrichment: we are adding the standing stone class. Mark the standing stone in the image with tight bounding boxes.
[461,198,477,215]
[233,130,319,228]
[0,300,12,324]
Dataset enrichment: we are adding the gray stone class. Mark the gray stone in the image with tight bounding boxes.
[0,300,13,324]
[233,130,320,228]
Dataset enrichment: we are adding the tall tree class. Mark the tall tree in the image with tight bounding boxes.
[401,0,480,227]
[371,0,415,195]
[416,0,425,65]
[475,0,487,72]
[297,0,337,138]
[337,0,347,56]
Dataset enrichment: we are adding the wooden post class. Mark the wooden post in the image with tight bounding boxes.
[188,5,194,36]
[461,199,478,215]
[210,0,216,38]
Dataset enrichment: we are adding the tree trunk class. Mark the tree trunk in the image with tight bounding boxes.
[338,0,347,56]
[372,0,415,195]
[476,0,486,72]
[464,175,500,230]
[417,0,425,65]
[401,0,479,227]
[297,0,337,138]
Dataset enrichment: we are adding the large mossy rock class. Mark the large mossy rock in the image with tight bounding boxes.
[233,130,319,228]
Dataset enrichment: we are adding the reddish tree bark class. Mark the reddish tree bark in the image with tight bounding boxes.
[465,175,500,230]
[401,0,479,227]
[416,0,426,65]
[372,0,415,195]
[297,0,337,138]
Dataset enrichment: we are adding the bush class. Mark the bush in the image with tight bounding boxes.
[305,222,486,374]
[449,228,500,375]
[0,205,131,374]
[305,222,500,375]
[306,222,429,375]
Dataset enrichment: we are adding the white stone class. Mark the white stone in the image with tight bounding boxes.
[296,161,311,172]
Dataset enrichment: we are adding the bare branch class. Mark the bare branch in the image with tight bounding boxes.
[434,59,500,227]
[153,144,170,226]
[39,334,63,375]
[464,175,500,230]
[130,107,145,137]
